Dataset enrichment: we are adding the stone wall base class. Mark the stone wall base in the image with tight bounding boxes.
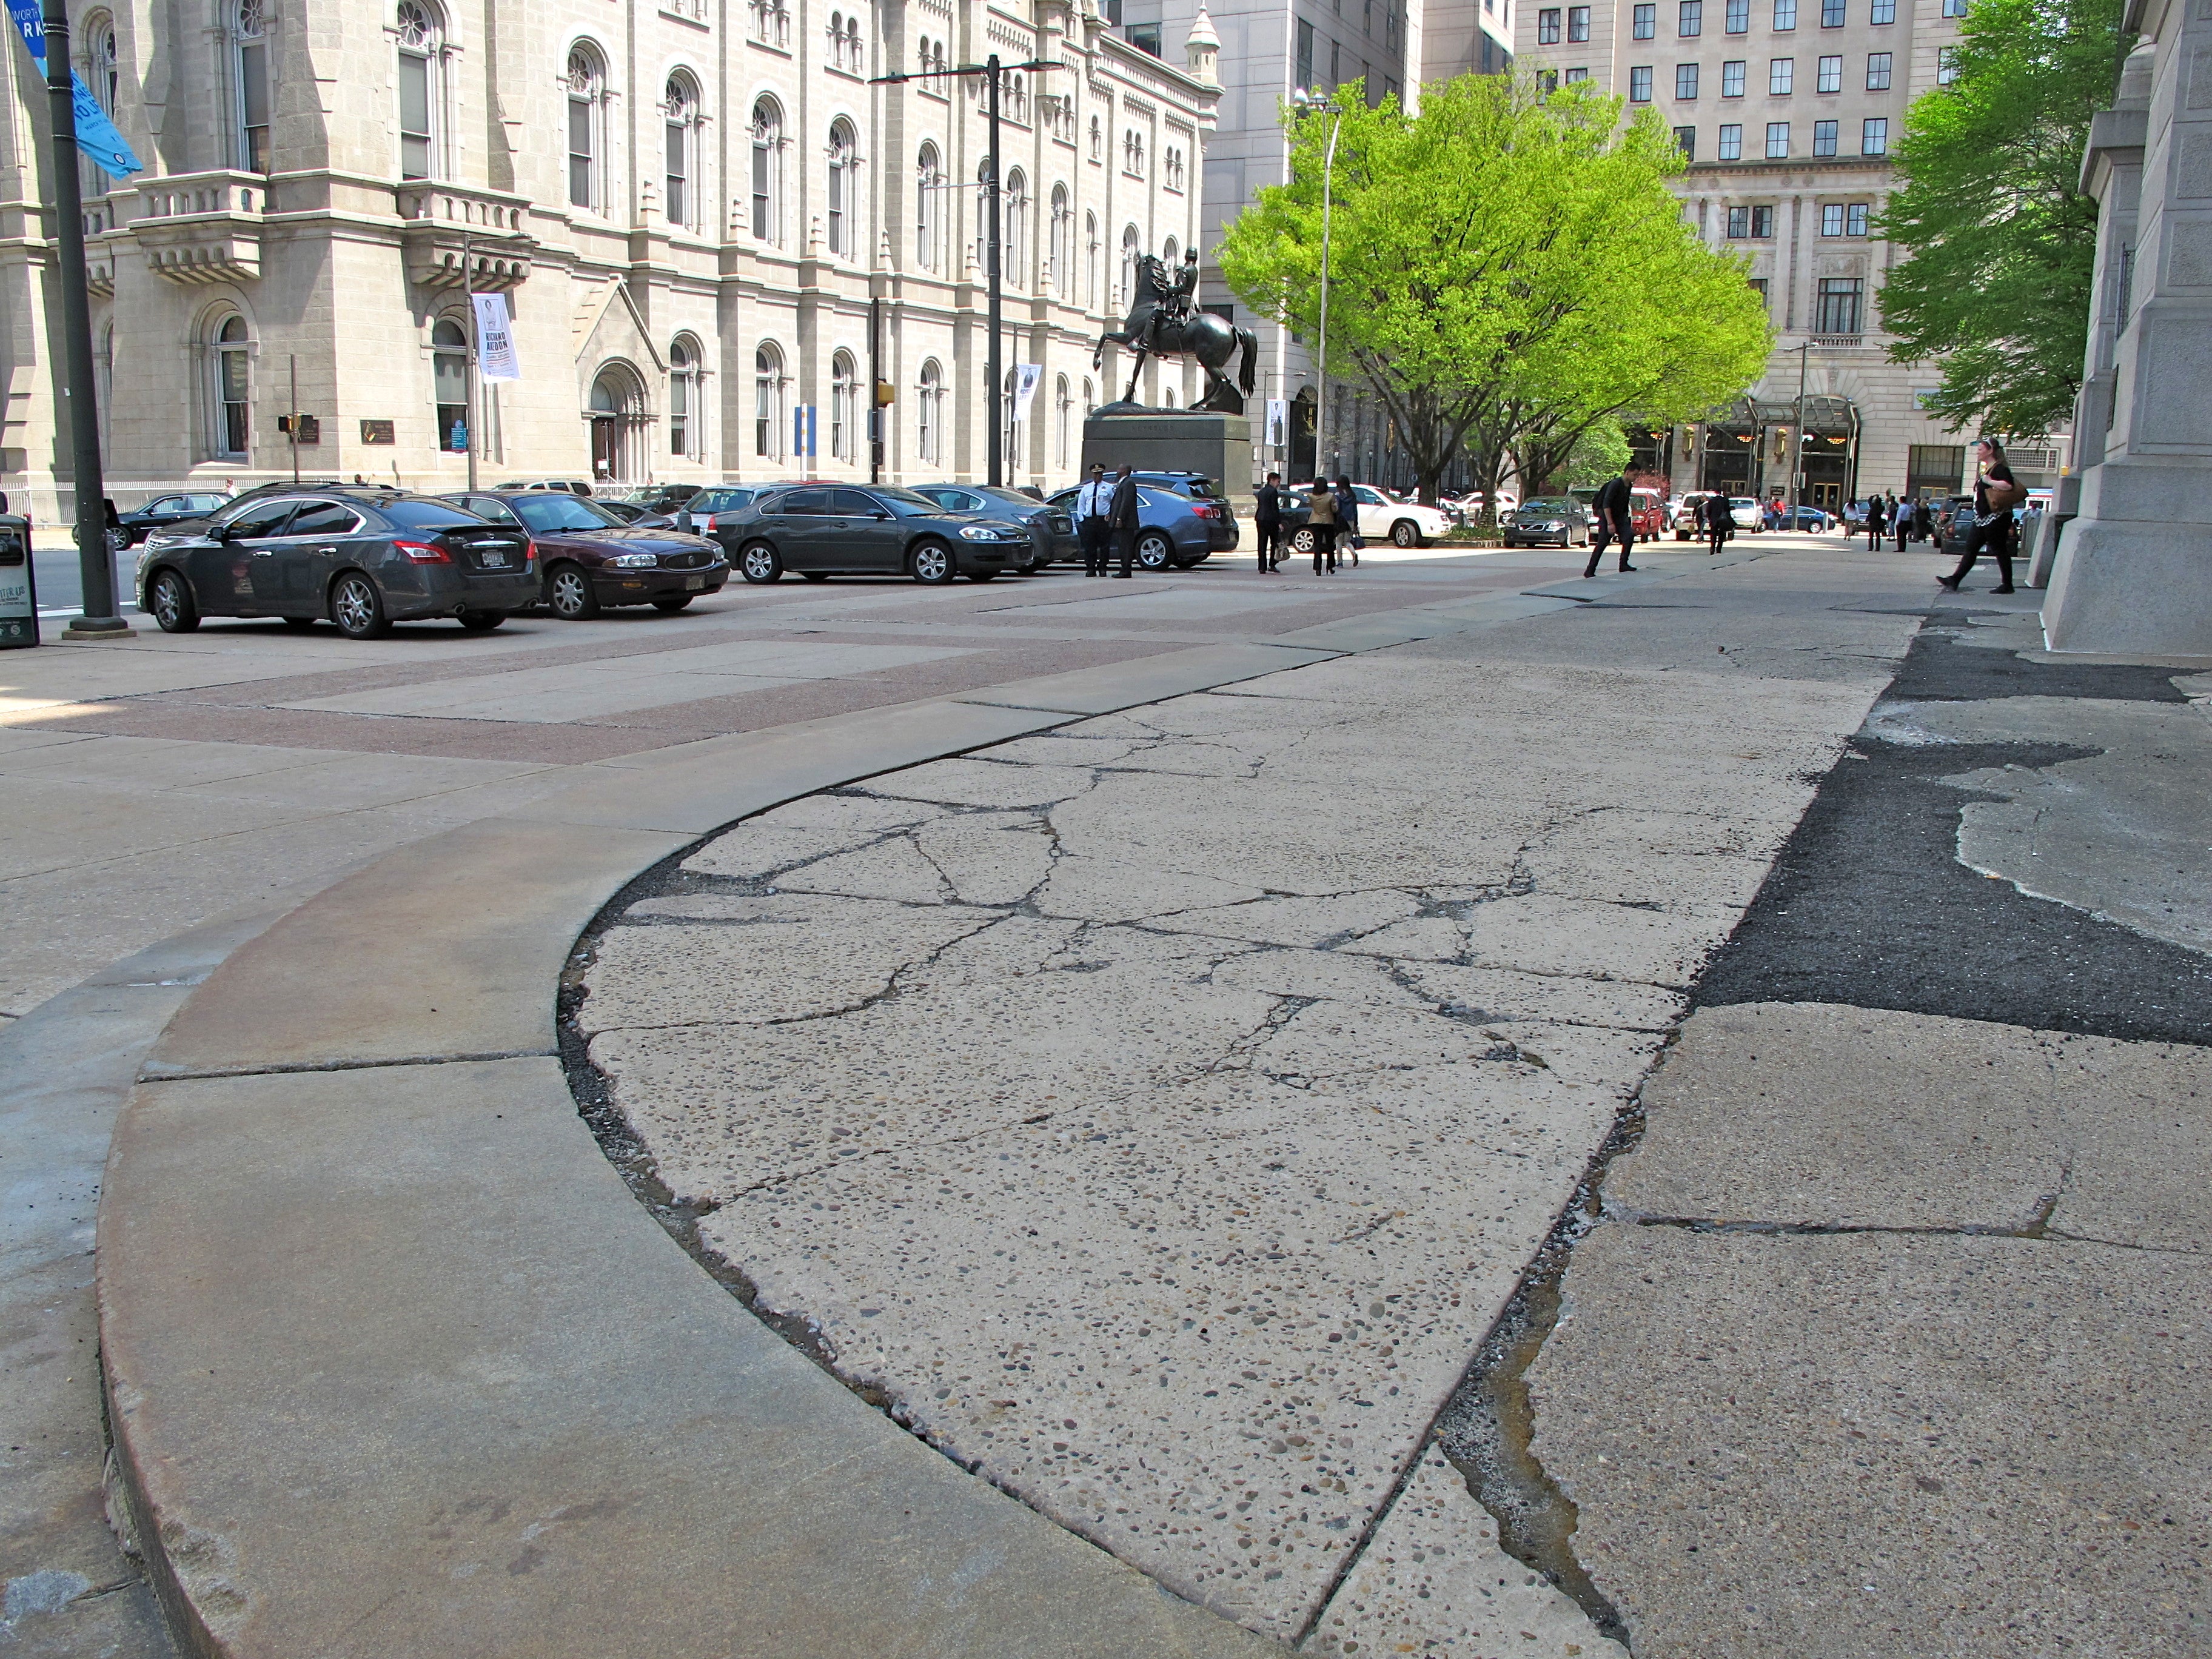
[2041,517,2212,655]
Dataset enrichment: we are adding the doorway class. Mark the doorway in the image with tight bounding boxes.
[587,364,644,484]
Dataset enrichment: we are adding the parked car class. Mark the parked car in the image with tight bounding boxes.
[1626,487,1667,540]
[723,484,1032,583]
[617,483,704,514]
[1043,482,1224,569]
[116,491,232,546]
[1785,505,1834,531]
[1344,484,1452,548]
[441,490,726,617]
[1501,497,1592,548]
[1125,471,1241,553]
[1672,491,1721,540]
[594,498,682,528]
[138,489,538,638]
[1729,497,1764,531]
[909,483,1079,572]
[494,478,596,496]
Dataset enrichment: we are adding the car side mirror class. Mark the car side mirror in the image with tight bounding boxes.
[208,521,234,542]
[873,511,893,520]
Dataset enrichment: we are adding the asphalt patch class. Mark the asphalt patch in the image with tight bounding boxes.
[1890,611,2193,704]
[1696,729,2212,1045]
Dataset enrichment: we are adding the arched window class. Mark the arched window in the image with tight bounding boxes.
[751,98,783,243]
[831,349,858,461]
[1085,211,1098,307]
[828,8,863,70]
[397,1,442,181]
[432,317,468,452]
[916,360,943,463]
[1088,115,1102,161]
[843,12,864,72]
[80,11,123,189]
[1162,235,1179,270]
[664,75,700,230]
[915,142,940,270]
[1082,377,1095,422]
[566,46,604,211]
[1005,169,1029,288]
[1048,184,1071,294]
[1055,373,1071,468]
[210,314,250,460]
[669,336,702,458]
[827,119,857,257]
[754,343,785,458]
[1119,223,1139,307]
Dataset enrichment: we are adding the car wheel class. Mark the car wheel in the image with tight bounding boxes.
[651,594,695,612]
[1390,520,1421,548]
[283,616,317,630]
[910,540,956,585]
[147,568,199,633]
[329,572,390,639]
[1134,532,1172,571]
[1290,527,1315,554]
[456,609,506,631]
[737,543,783,584]
[547,562,600,618]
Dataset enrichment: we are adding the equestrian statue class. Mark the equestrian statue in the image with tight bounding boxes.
[1093,247,1258,415]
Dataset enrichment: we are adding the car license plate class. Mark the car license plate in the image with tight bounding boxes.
[685,574,705,591]
[479,551,508,569]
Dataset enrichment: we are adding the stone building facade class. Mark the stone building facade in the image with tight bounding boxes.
[0,0,1218,514]
[1515,0,2046,509]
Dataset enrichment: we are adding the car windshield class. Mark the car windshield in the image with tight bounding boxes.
[510,495,624,532]
[870,486,951,514]
[1519,500,1572,515]
[374,498,489,531]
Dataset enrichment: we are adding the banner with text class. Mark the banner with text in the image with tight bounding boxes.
[470,292,521,381]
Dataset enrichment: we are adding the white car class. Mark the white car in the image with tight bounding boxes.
[1345,484,1453,548]
[1729,496,1763,530]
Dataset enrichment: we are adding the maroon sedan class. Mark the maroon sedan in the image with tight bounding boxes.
[443,490,728,617]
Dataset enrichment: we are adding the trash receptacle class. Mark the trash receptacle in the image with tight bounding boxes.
[0,516,36,648]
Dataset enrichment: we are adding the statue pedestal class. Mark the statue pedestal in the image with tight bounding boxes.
[1082,411,1256,516]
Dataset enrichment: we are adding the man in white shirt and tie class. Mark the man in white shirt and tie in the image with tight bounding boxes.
[1074,463,1114,577]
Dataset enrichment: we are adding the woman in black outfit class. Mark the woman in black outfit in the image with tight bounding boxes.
[1939,437,2025,593]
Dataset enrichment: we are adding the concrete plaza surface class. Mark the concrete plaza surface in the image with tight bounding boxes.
[5,535,2209,1658]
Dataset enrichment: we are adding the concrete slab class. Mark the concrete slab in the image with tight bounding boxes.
[950,643,1343,714]
[144,818,688,1074]
[1529,1222,2212,1659]
[100,1059,1281,1659]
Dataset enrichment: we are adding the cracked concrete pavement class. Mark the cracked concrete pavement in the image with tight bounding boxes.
[578,560,1928,1651]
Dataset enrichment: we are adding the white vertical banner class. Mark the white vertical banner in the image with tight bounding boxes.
[1265,398,1288,450]
[471,292,522,382]
[1010,363,1044,424]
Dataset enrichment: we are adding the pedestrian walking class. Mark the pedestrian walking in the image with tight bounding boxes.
[1074,463,1113,577]
[1306,478,1339,573]
[1911,496,1932,545]
[1700,490,1732,555]
[1864,494,1888,550]
[1107,464,1142,578]
[1585,470,1639,577]
[1255,471,1285,572]
[1938,437,2026,593]
[1334,477,1362,568]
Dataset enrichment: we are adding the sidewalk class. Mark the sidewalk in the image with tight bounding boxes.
[12,542,2208,1657]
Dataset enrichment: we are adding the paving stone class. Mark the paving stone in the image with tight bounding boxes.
[1528,1223,2212,1659]
[860,756,1103,808]
[1304,1450,1627,1658]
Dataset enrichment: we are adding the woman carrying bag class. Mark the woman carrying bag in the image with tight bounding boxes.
[1307,480,1339,573]
[1939,437,2026,593]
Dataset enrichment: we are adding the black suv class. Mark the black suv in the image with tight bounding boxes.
[138,489,538,637]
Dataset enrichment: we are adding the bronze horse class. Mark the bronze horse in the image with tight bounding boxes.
[1093,253,1259,414]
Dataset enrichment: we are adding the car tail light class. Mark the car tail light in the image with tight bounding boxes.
[696,513,716,533]
[1191,503,1221,520]
[396,539,451,564]
[523,540,538,568]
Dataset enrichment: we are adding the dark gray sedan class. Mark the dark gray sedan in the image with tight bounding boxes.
[909,484,1078,573]
[712,484,1033,584]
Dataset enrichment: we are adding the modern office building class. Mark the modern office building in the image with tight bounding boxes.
[1516,0,2053,508]
[0,0,1218,514]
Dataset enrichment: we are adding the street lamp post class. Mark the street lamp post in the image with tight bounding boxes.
[1788,340,1810,531]
[873,53,1061,488]
[1290,87,1342,485]
[42,0,126,635]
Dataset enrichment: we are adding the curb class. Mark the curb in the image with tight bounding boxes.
[92,557,1775,1657]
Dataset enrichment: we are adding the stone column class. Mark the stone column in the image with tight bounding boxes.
[2042,0,2212,652]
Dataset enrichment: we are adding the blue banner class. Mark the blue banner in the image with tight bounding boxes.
[6,0,144,176]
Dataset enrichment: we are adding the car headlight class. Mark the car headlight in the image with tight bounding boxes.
[608,552,660,569]
[958,525,1001,541]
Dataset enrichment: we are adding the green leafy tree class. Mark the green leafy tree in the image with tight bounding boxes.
[1548,420,1632,491]
[1216,72,1770,510]
[1876,0,2130,435]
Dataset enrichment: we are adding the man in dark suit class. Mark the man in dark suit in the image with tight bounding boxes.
[1254,471,1284,571]
[1108,464,1142,577]
[1584,471,1638,577]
